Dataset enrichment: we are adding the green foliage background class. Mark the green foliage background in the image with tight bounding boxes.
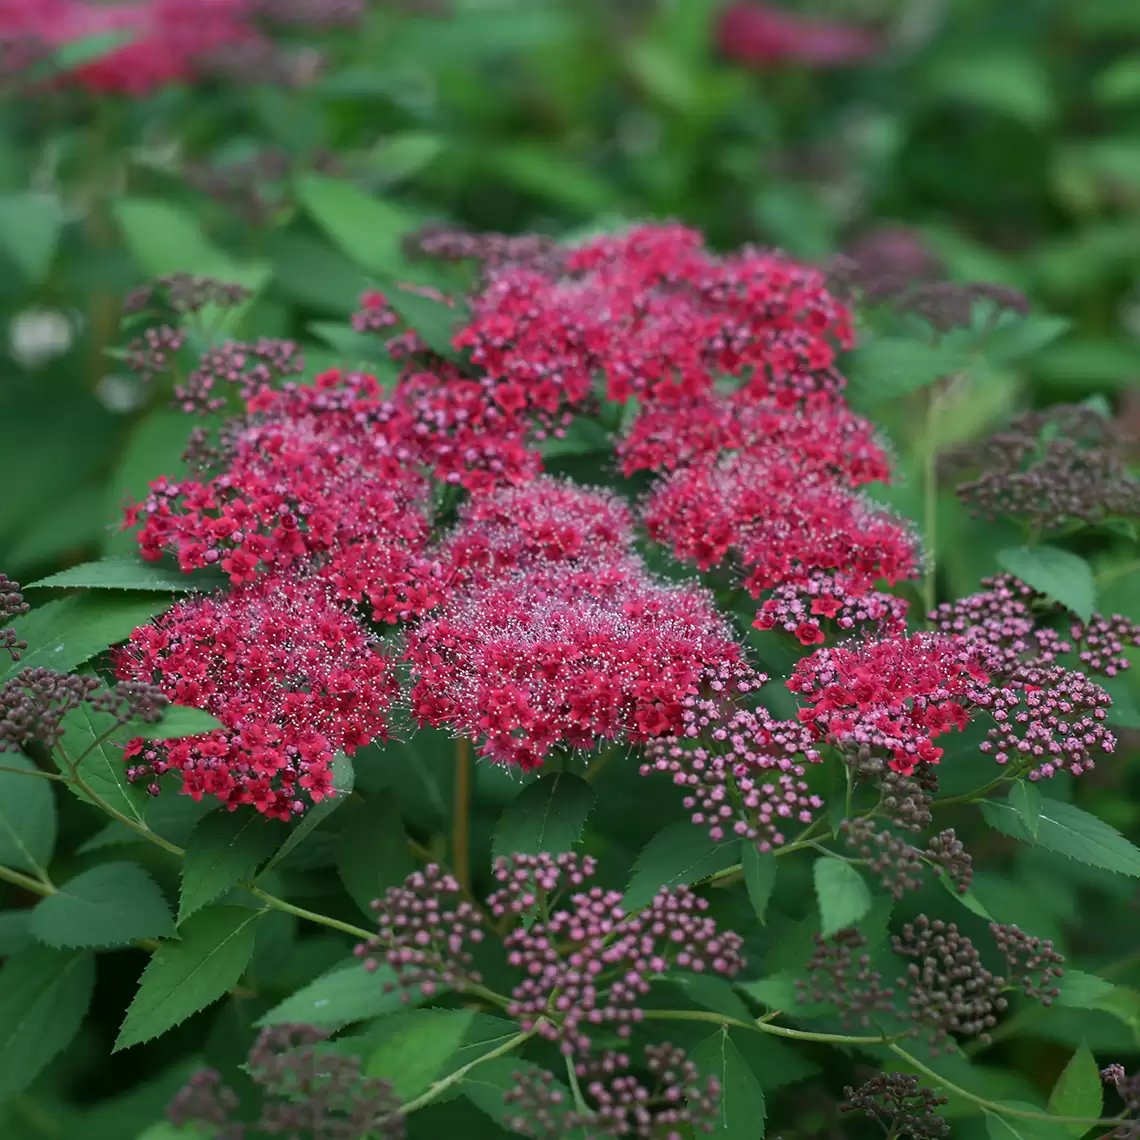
[1,2,1140,1138]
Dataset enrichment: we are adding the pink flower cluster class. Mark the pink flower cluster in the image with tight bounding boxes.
[130,371,441,623]
[116,575,396,819]
[0,0,363,93]
[116,221,1128,820]
[788,635,991,776]
[642,403,917,644]
[457,223,853,409]
[1,0,252,93]
[406,479,743,767]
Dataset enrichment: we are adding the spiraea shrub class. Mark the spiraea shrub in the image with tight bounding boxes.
[2,220,1140,1140]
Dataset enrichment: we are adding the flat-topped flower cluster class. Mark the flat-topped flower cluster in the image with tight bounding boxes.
[114,227,1138,830]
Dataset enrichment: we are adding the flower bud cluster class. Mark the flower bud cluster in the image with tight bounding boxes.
[505,1044,721,1138]
[168,1024,404,1138]
[840,1072,950,1140]
[941,404,1140,531]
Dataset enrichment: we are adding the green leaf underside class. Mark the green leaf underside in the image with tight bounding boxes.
[115,906,261,1051]
[492,772,595,860]
[0,948,96,1100]
[981,797,1140,876]
[180,812,286,923]
[132,706,226,740]
[624,824,741,911]
[29,862,175,948]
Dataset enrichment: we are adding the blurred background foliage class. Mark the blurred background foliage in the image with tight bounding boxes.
[5,0,1140,581]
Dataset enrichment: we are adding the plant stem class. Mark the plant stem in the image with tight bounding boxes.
[0,765,69,783]
[0,865,55,897]
[922,387,943,617]
[639,1007,904,1046]
[889,1044,1124,1128]
[453,736,471,894]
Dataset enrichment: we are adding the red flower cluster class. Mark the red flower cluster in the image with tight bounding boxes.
[406,480,742,767]
[645,444,918,642]
[788,634,991,776]
[114,220,1127,826]
[130,371,441,623]
[716,2,883,70]
[456,223,853,409]
[0,0,256,93]
[116,575,396,818]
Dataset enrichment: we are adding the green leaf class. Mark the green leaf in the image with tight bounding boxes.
[929,54,1054,127]
[996,546,1097,623]
[27,558,224,593]
[0,193,64,284]
[294,173,417,279]
[51,29,137,71]
[113,198,270,296]
[742,845,777,923]
[1009,781,1043,842]
[0,752,56,874]
[849,337,973,404]
[180,812,286,923]
[492,772,595,860]
[115,906,261,1051]
[812,857,873,938]
[28,861,175,948]
[260,752,354,875]
[940,875,995,920]
[1,593,172,683]
[981,797,1140,877]
[623,823,740,911]
[364,1009,474,1099]
[1095,55,1140,104]
[131,706,226,741]
[983,313,1072,365]
[335,797,414,918]
[57,703,150,827]
[381,286,467,359]
[257,958,419,1031]
[0,948,95,1100]
[1057,969,1117,1010]
[692,1027,767,1138]
[1048,1041,1103,1135]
